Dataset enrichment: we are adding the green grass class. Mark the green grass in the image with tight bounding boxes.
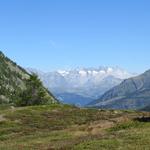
[0,104,150,150]
[73,121,150,150]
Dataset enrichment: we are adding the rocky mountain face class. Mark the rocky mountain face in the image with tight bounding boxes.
[88,70,150,110]
[0,51,57,105]
[27,67,134,106]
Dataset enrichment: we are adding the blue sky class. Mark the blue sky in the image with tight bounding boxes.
[0,0,150,73]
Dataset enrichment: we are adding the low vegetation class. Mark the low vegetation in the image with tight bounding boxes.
[16,74,57,106]
[0,104,150,150]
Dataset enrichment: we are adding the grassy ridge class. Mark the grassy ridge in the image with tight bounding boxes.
[0,104,150,150]
[0,51,57,105]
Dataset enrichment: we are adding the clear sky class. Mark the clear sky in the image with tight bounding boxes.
[0,0,150,73]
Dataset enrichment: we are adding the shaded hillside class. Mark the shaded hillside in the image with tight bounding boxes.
[141,105,150,112]
[88,70,150,110]
[0,51,57,105]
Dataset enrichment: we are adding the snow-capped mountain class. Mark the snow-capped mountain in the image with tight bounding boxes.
[27,67,136,106]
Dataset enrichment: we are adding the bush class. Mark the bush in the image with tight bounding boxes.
[16,73,49,106]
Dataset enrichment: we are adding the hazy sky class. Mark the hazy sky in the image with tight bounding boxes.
[0,0,150,73]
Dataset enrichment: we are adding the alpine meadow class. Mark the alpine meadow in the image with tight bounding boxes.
[0,1,150,150]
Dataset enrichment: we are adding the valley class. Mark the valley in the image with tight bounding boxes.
[27,67,134,106]
[0,51,150,150]
[1,0,150,149]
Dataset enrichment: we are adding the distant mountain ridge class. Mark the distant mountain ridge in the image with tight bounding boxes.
[27,67,135,106]
[88,69,150,110]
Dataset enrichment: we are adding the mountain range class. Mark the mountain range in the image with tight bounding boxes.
[88,69,150,110]
[1,50,150,111]
[27,67,135,106]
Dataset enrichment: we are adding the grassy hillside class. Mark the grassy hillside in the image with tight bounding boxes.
[0,104,150,150]
[0,51,57,105]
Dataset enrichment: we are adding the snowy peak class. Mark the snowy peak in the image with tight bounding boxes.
[27,66,136,106]
[55,67,134,80]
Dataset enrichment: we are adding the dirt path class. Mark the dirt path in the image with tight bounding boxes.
[0,114,6,122]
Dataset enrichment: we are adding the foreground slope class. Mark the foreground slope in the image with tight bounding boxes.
[89,69,150,110]
[0,105,150,150]
[0,51,57,105]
